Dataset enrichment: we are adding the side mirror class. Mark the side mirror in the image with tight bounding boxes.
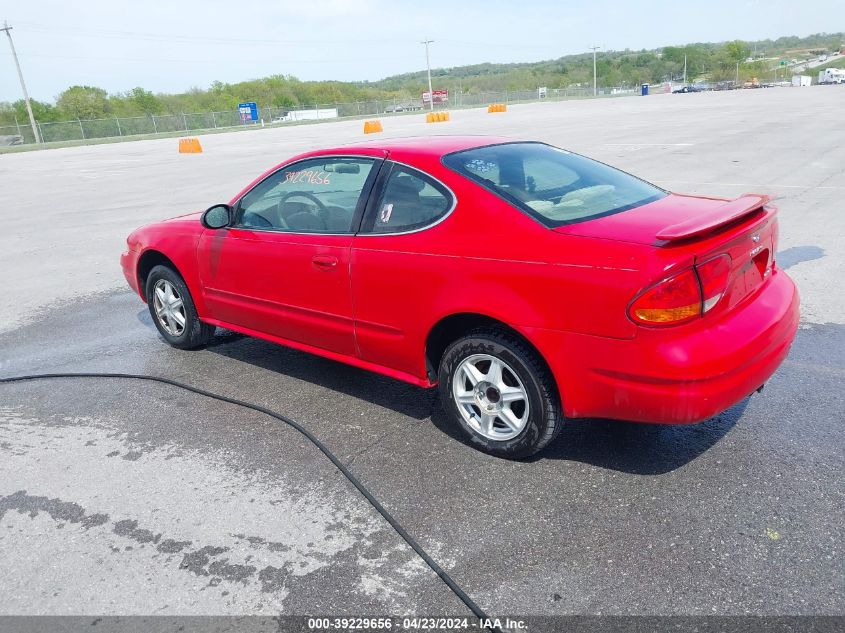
[201,204,232,229]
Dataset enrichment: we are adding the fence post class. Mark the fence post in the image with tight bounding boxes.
[266,105,272,122]
[212,111,216,129]
[78,119,85,140]
[115,117,122,136]
[182,112,188,131]
[14,115,22,138]
[151,115,158,134]
[37,122,44,143]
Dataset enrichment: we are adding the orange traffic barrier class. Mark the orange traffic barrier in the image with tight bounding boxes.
[363,120,383,134]
[488,103,507,113]
[425,111,450,123]
[178,137,203,153]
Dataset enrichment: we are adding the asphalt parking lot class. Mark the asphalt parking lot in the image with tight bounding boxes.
[1,88,843,619]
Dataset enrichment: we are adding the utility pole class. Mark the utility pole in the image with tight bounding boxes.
[421,38,434,110]
[683,54,687,85]
[589,46,601,96]
[1,22,41,143]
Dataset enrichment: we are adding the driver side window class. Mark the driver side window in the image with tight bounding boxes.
[235,157,376,233]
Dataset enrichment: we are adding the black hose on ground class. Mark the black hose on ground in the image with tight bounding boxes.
[0,372,495,627]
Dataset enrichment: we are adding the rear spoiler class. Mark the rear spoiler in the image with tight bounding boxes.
[656,194,771,242]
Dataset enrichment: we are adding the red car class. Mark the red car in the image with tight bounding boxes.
[121,137,799,458]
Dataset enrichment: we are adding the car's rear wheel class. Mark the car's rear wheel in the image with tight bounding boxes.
[145,265,214,349]
[438,328,562,459]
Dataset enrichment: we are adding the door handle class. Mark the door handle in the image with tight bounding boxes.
[312,255,339,270]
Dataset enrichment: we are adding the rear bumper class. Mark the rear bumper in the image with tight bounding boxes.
[526,269,799,424]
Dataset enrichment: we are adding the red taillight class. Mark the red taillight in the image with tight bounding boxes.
[629,254,731,327]
[696,254,731,313]
[629,268,702,326]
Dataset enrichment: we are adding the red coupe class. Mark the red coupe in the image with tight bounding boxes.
[121,137,799,458]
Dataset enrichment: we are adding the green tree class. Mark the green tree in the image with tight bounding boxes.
[724,40,751,63]
[56,85,110,119]
[126,87,161,114]
[12,99,61,123]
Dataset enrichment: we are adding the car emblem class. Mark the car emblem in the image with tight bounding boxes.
[751,233,761,243]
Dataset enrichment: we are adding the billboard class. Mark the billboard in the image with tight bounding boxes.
[422,90,449,104]
[238,102,258,122]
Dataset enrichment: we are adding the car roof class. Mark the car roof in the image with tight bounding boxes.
[318,135,519,158]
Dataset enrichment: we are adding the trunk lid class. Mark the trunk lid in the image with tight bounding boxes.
[552,193,769,245]
[554,192,778,315]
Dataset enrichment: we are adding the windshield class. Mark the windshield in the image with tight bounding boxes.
[442,142,667,227]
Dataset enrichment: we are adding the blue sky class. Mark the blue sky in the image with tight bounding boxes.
[2,0,842,102]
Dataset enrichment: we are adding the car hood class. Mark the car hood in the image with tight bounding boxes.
[552,193,766,245]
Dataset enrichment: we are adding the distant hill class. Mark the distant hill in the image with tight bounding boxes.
[1,31,843,127]
[367,32,845,93]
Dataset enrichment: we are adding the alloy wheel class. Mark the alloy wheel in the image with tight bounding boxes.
[452,353,530,441]
[153,279,187,336]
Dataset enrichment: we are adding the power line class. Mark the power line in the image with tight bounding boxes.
[1,21,41,143]
[16,23,411,46]
[16,51,411,65]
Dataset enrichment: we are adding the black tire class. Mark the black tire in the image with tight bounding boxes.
[145,265,214,349]
[438,327,562,459]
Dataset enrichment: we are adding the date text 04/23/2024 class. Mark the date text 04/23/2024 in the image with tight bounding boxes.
[306,617,528,630]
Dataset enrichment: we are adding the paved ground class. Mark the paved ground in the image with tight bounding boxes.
[1,88,843,618]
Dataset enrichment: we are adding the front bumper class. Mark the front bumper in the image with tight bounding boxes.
[525,269,800,424]
[120,249,143,299]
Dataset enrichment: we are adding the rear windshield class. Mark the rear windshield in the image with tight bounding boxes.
[442,142,666,227]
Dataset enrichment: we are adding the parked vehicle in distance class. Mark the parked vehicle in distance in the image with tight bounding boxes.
[272,108,339,123]
[672,85,703,93]
[384,101,424,113]
[818,68,845,84]
[121,137,799,458]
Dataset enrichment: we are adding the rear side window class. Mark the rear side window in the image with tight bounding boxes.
[443,142,666,227]
[365,164,453,234]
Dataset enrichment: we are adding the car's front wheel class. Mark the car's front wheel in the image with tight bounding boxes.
[438,328,562,459]
[145,265,214,349]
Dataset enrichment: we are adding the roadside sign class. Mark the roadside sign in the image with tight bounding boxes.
[238,102,258,122]
[422,90,449,104]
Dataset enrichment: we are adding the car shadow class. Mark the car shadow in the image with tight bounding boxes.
[191,321,743,475]
[202,327,439,421]
[429,399,744,475]
[532,401,744,474]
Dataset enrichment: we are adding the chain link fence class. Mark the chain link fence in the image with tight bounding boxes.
[0,86,641,146]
